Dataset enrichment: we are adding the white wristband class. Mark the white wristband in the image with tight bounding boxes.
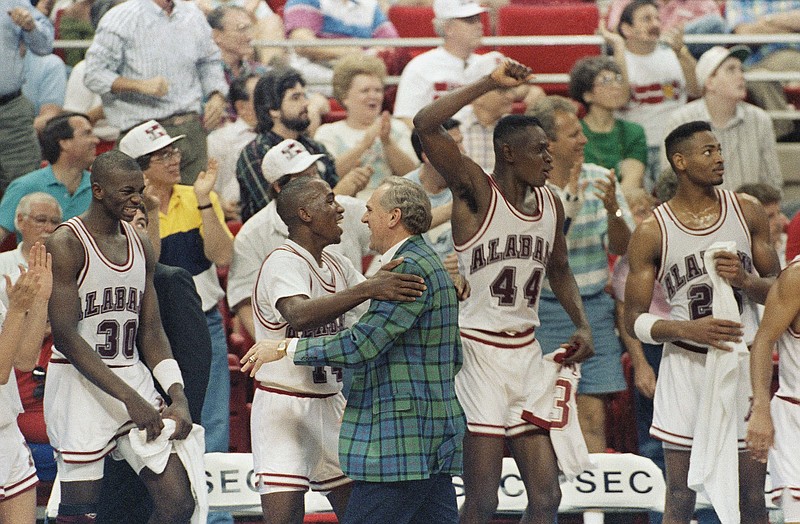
[153,359,184,390]
[633,313,661,345]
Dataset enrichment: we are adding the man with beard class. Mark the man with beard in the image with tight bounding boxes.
[235,67,369,222]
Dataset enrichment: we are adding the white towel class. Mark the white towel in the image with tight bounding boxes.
[522,346,595,480]
[128,421,208,524]
[688,242,748,524]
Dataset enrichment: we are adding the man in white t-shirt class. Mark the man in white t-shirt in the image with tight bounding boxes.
[616,0,699,190]
[392,0,542,128]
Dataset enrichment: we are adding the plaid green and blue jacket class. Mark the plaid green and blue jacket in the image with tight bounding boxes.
[294,235,466,482]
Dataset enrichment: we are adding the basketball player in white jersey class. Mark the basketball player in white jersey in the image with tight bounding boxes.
[625,120,780,523]
[747,255,800,523]
[414,59,593,524]
[247,174,425,524]
[0,242,50,524]
[45,151,195,524]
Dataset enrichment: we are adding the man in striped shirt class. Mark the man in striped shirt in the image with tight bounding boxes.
[84,0,229,184]
[528,96,634,470]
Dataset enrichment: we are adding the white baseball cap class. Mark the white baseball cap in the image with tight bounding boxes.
[695,45,751,90]
[118,120,185,159]
[261,139,324,184]
[433,0,485,20]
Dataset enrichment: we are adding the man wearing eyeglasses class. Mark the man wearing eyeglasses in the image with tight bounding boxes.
[0,192,62,300]
[119,119,234,523]
[0,112,98,243]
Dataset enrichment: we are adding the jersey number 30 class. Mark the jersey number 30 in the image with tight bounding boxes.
[96,319,137,359]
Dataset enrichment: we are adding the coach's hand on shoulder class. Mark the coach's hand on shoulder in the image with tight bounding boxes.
[362,258,426,302]
[562,326,594,365]
[126,394,165,442]
[162,393,193,440]
[683,316,742,352]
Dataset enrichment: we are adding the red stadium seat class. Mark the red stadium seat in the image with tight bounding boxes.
[496,3,600,96]
[228,353,252,452]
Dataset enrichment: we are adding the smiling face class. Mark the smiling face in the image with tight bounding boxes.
[362,185,397,254]
[97,167,146,222]
[549,110,587,170]
[303,179,345,246]
[342,74,384,122]
[143,145,182,188]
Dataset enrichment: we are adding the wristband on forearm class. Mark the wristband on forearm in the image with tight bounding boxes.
[633,313,661,345]
[152,359,184,390]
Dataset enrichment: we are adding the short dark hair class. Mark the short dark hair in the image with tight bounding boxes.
[276,176,326,230]
[230,73,259,109]
[90,150,141,186]
[618,0,657,36]
[208,5,248,30]
[494,114,544,149]
[411,118,460,162]
[736,183,781,206]
[664,120,713,171]
[40,112,90,164]
[254,68,306,134]
[569,56,622,106]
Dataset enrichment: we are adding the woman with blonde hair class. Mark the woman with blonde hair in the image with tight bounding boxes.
[314,53,418,198]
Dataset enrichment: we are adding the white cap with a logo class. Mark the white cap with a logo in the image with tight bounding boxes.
[695,45,751,90]
[118,120,185,159]
[433,0,485,20]
[261,139,325,184]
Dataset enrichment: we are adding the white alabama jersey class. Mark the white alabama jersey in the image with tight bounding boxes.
[252,240,366,395]
[455,177,557,333]
[52,218,145,367]
[653,189,757,343]
[776,256,800,400]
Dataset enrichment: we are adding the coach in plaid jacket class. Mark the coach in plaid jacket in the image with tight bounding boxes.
[248,177,466,522]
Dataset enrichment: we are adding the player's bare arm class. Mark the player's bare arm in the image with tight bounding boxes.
[624,217,743,352]
[135,231,192,440]
[545,195,593,364]
[746,266,800,462]
[714,196,780,305]
[276,258,426,333]
[413,59,532,244]
[46,228,165,441]
[9,243,51,372]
